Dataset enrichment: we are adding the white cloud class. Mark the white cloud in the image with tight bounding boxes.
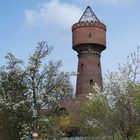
[24,0,135,28]
[96,0,135,5]
[24,0,82,29]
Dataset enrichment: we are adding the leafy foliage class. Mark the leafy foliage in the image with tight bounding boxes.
[0,53,32,140]
[0,41,73,139]
[80,47,140,140]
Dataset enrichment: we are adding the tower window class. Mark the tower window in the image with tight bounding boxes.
[88,33,92,38]
[90,79,93,85]
[81,63,84,67]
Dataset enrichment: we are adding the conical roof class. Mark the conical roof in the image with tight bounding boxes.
[79,6,100,23]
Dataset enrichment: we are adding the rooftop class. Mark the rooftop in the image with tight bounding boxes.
[79,6,100,23]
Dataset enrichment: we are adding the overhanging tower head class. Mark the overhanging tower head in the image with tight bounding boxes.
[72,6,106,54]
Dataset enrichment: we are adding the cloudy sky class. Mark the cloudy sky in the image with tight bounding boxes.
[0,0,140,89]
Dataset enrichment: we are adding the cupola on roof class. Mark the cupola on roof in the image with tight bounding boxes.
[79,6,100,23]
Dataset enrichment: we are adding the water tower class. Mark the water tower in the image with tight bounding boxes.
[72,6,106,96]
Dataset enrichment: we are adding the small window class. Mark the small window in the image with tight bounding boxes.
[90,79,93,85]
[88,33,91,38]
[98,63,100,66]
[81,63,84,67]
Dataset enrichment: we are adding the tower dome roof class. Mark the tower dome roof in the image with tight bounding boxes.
[79,6,100,23]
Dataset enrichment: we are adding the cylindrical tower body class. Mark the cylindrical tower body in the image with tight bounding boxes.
[72,7,106,96]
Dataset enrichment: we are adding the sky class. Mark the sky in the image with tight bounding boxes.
[0,0,140,90]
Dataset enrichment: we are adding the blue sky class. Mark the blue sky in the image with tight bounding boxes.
[0,0,140,89]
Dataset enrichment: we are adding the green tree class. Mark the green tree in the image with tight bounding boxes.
[25,42,73,137]
[80,47,140,140]
[80,85,112,138]
[0,53,32,140]
[0,41,73,139]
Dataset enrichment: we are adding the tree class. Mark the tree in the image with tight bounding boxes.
[0,53,32,140]
[80,47,140,140]
[79,85,112,138]
[25,42,73,137]
[0,41,73,139]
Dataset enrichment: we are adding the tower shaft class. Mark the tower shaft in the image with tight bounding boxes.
[76,49,102,95]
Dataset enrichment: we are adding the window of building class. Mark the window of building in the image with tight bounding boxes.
[88,33,91,38]
[90,79,93,85]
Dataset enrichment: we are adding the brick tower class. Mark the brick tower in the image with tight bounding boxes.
[72,6,106,97]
